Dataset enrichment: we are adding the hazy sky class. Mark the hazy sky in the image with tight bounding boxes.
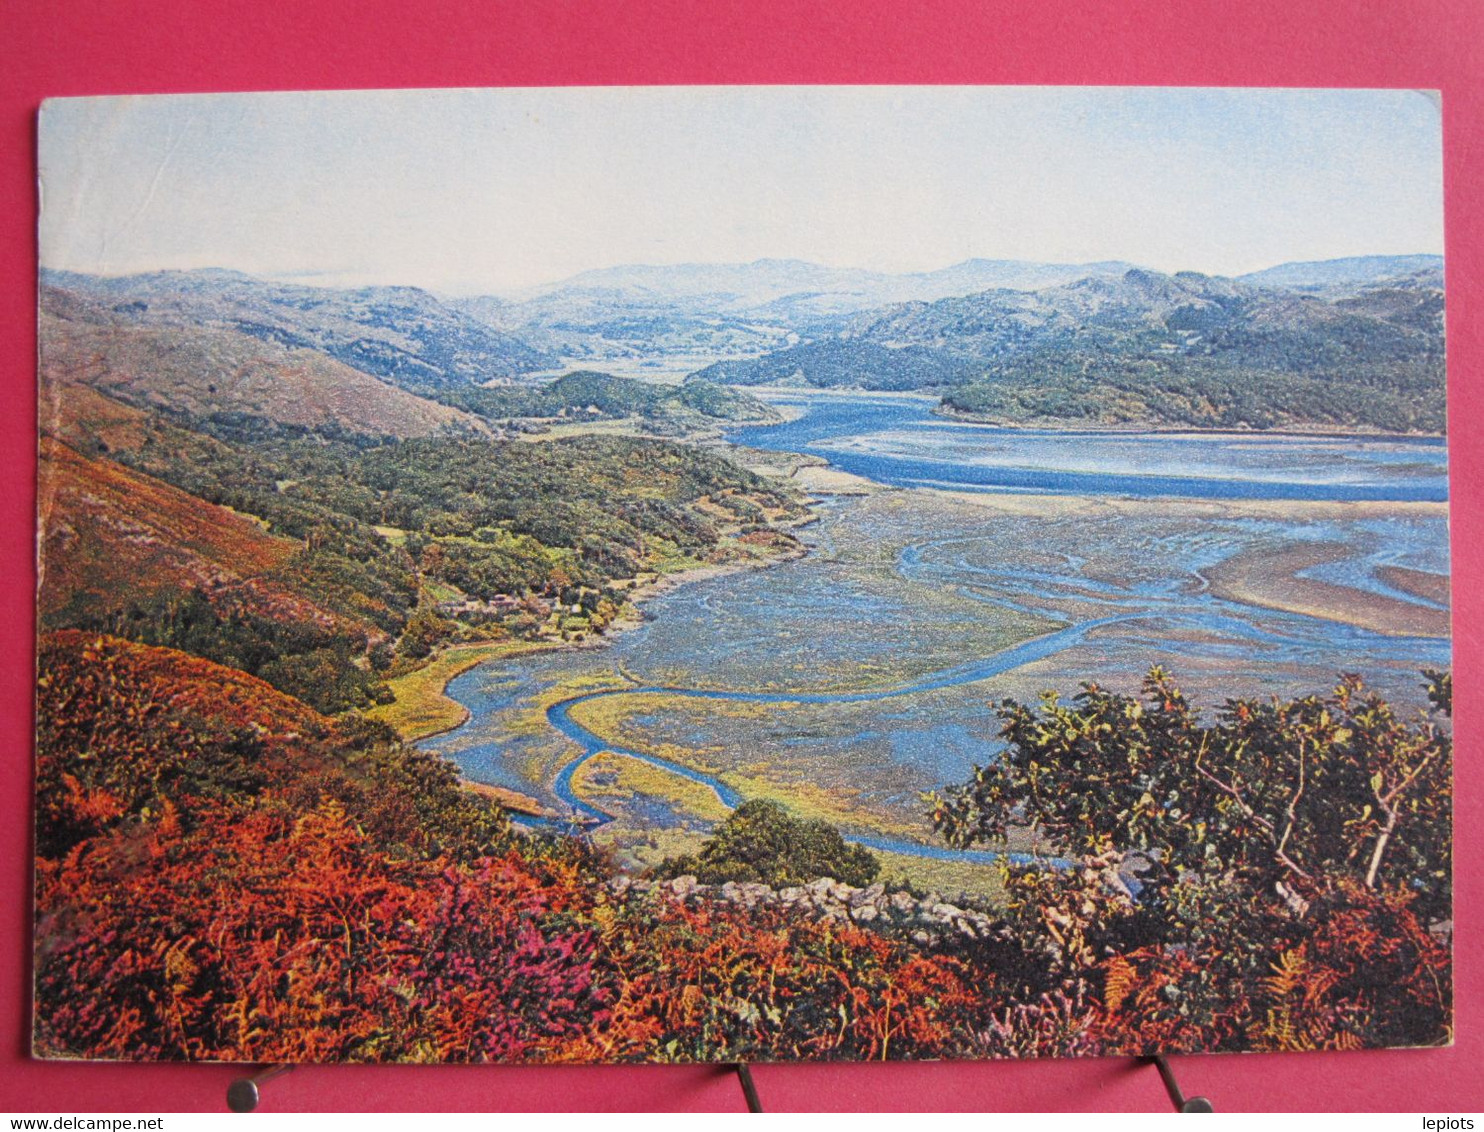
[38,86,1443,295]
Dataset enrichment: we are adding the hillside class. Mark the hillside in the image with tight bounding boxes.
[42,268,559,390]
[39,304,483,438]
[37,372,808,712]
[40,378,152,454]
[458,258,1140,361]
[694,340,975,391]
[694,266,1446,432]
[1238,254,1443,292]
[36,427,415,714]
[38,437,304,627]
[41,274,781,436]
[35,628,1454,1061]
[521,256,1141,312]
[453,289,796,362]
[41,629,333,749]
[428,368,781,426]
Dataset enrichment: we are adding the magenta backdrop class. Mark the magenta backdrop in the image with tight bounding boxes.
[3,0,1482,1112]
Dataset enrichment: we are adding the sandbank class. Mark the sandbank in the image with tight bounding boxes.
[1204,542,1450,638]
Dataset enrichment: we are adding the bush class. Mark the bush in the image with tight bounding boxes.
[930,667,1453,1054]
[657,799,879,888]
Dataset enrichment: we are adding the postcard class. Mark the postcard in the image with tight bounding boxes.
[34,86,1451,1062]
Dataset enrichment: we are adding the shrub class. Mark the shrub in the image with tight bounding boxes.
[930,667,1453,1053]
[656,799,879,888]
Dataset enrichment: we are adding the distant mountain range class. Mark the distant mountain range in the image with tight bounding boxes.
[522,253,1440,305]
[453,258,1145,359]
[40,252,1447,436]
[516,256,1145,309]
[692,262,1445,432]
[1237,255,1443,292]
[450,288,799,363]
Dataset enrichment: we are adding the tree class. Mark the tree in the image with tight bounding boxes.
[932,667,1450,912]
[657,799,879,888]
[398,605,451,659]
[928,668,1452,1053]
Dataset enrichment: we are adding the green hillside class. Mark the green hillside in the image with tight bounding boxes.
[416,369,780,426]
[692,268,1447,433]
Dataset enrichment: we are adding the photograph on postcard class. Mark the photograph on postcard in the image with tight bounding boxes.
[34,86,1451,1062]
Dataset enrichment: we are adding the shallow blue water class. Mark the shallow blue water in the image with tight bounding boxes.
[728,394,1448,502]
[519,588,1445,854]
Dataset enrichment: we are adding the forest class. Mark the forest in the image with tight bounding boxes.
[43,397,806,715]
[940,337,1448,433]
[413,369,778,426]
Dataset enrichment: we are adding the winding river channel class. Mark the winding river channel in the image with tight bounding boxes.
[425,392,1451,868]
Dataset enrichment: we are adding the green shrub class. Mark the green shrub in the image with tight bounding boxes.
[658,799,879,888]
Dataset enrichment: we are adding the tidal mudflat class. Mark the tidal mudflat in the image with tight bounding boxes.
[426,398,1450,891]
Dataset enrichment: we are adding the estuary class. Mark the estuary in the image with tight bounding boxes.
[424,392,1450,878]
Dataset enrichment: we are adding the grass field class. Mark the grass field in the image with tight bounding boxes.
[369,641,543,742]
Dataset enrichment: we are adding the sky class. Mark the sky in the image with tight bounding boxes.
[38,86,1444,296]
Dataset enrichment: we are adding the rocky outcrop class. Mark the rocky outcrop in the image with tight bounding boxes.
[609,873,1011,946]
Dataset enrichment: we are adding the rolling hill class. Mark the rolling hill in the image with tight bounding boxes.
[39,303,484,438]
[691,265,1446,432]
[37,436,313,629]
[40,274,783,437]
[456,258,1142,361]
[425,368,781,426]
[518,257,1142,311]
[452,289,798,362]
[1237,254,1443,293]
[41,268,559,390]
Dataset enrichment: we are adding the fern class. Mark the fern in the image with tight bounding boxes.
[1102,954,1138,1013]
[1263,946,1308,1000]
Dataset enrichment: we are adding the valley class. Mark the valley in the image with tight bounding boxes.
[421,392,1449,893]
[35,253,1452,899]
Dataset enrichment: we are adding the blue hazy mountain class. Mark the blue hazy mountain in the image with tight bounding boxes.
[1238,255,1443,292]
[454,257,1144,360]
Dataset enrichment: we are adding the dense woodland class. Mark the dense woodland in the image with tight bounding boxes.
[413,369,778,427]
[695,341,975,393]
[940,336,1448,433]
[42,393,804,715]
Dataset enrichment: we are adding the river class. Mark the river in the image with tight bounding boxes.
[423,391,1450,869]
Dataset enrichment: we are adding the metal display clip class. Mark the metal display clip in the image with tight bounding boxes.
[226,1064,294,1112]
[1146,1054,1215,1113]
[733,1062,763,1112]
[221,1056,1210,1113]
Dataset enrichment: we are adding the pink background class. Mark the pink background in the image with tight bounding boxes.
[3,0,1482,1112]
